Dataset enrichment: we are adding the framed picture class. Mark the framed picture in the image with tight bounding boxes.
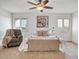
[37,16,49,28]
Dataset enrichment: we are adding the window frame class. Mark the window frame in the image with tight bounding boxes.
[57,19,63,28]
[64,19,69,28]
[57,18,70,28]
[15,18,27,29]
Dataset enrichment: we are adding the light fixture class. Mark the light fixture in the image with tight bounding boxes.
[37,4,44,10]
[27,0,53,12]
[37,7,43,10]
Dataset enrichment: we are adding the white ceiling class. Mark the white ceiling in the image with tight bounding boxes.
[0,0,78,13]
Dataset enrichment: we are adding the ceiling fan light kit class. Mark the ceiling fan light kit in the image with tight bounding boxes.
[37,7,43,10]
[27,0,53,12]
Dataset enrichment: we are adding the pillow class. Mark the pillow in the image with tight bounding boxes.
[37,31,43,36]
[42,31,48,36]
[37,31,48,36]
[28,40,60,52]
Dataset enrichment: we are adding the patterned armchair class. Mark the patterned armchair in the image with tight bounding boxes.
[2,29,23,48]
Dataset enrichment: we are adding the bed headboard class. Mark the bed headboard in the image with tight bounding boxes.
[28,40,60,52]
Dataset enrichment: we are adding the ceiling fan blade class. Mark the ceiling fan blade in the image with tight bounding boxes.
[38,0,42,3]
[43,0,49,5]
[27,1,37,5]
[44,6,53,9]
[29,7,37,10]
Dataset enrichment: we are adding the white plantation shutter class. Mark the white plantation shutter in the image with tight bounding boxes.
[58,19,63,28]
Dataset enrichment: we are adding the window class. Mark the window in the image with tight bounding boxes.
[15,20,20,28]
[15,19,27,29]
[21,20,27,28]
[58,19,63,28]
[64,19,69,27]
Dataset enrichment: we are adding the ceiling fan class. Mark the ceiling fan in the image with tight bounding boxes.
[27,0,53,12]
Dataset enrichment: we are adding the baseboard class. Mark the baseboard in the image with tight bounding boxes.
[72,41,78,45]
[65,41,78,45]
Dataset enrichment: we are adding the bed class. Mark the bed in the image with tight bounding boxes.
[19,39,65,59]
[19,30,65,59]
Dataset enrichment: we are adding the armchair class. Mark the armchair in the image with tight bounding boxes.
[2,29,23,48]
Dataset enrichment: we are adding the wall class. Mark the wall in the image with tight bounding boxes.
[0,8,11,40]
[72,11,78,44]
[12,13,72,41]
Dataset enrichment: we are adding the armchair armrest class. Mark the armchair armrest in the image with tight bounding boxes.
[18,35,23,42]
[3,36,12,47]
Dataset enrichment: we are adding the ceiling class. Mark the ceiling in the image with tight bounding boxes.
[0,0,78,13]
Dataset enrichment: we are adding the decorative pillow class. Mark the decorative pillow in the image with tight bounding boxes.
[28,40,60,52]
[42,31,48,36]
[37,31,43,36]
[37,31,48,36]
